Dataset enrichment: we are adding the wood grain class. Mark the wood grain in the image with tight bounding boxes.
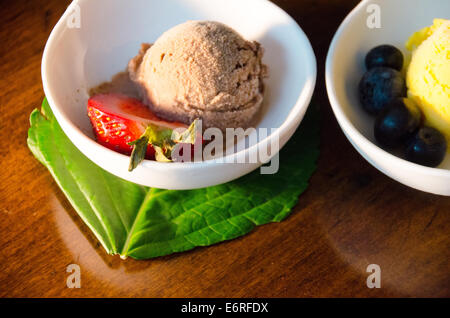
[0,0,449,298]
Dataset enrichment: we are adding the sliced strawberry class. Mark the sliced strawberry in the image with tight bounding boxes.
[87,93,187,158]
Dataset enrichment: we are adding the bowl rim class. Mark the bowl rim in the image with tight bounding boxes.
[325,0,450,178]
[41,0,317,172]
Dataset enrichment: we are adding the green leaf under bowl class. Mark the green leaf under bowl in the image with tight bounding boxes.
[27,98,319,260]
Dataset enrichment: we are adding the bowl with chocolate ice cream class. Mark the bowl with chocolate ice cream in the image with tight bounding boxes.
[42,0,316,189]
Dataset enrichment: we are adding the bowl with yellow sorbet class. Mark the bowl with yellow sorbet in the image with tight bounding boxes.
[326,0,450,195]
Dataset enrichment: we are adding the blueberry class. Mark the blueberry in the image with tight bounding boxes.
[359,67,406,115]
[374,98,421,148]
[405,127,447,167]
[365,45,404,71]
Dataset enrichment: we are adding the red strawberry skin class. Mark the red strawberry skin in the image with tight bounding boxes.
[87,94,162,158]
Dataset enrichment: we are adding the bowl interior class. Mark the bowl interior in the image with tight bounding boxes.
[328,0,450,169]
[43,0,315,160]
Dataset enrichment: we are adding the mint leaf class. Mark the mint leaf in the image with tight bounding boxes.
[153,144,172,162]
[128,133,150,171]
[129,125,175,170]
[172,118,199,144]
[27,98,319,259]
[128,121,199,170]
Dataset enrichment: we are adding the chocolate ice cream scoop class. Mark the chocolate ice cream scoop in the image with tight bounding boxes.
[128,21,267,131]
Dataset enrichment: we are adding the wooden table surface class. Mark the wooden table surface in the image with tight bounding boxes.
[0,0,449,298]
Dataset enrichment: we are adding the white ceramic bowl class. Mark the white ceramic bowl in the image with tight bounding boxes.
[42,0,316,190]
[326,0,450,196]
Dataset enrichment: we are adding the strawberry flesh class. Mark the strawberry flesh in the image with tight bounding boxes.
[87,93,187,158]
